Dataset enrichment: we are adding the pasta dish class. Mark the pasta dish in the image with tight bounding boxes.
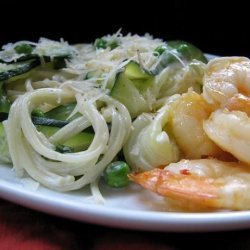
[0,31,249,211]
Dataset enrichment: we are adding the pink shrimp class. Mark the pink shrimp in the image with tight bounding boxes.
[130,158,250,211]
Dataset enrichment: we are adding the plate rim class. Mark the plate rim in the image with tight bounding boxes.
[2,53,250,232]
[1,173,250,232]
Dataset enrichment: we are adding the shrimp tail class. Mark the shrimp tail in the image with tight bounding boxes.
[129,168,219,207]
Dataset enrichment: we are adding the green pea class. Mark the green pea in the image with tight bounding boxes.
[94,38,107,49]
[94,38,120,50]
[55,144,74,153]
[14,44,33,54]
[104,161,131,188]
[154,45,168,56]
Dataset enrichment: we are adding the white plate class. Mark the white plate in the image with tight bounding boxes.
[0,54,248,232]
[1,162,250,232]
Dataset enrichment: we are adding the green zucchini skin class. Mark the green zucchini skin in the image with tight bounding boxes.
[32,114,95,152]
[0,59,40,81]
[0,83,10,116]
[0,113,8,121]
[45,103,81,121]
[110,61,154,118]
[31,116,69,127]
[0,118,94,156]
[32,106,95,134]
[36,125,94,152]
[0,122,10,162]
[0,39,77,83]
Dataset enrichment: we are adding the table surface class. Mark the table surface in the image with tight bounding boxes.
[1,198,250,250]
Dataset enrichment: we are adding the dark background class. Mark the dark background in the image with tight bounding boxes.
[0,3,248,57]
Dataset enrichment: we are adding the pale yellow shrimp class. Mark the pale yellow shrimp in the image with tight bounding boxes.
[168,90,225,159]
[223,93,250,116]
[204,108,250,164]
[201,57,250,164]
[203,57,250,107]
[130,158,250,211]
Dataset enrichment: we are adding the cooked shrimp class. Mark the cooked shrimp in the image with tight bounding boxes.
[203,57,250,107]
[169,90,224,159]
[204,109,250,164]
[223,93,250,116]
[130,158,250,210]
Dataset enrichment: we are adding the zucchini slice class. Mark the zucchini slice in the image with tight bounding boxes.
[0,39,76,64]
[36,125,94,152]
[0,122,10,162]
[110,61,154,118]
[32,116,69,127]
[29,114,95,152]
[0,83,10,115]
[32,115,95,133]
[124,61,152,80]
[0,59,40,81]
[44,103,81,121]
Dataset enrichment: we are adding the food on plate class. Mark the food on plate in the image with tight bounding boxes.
[131,56,250,211]
[130,158,250,211]
[202,57,250,107]
[1,31,249,211]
